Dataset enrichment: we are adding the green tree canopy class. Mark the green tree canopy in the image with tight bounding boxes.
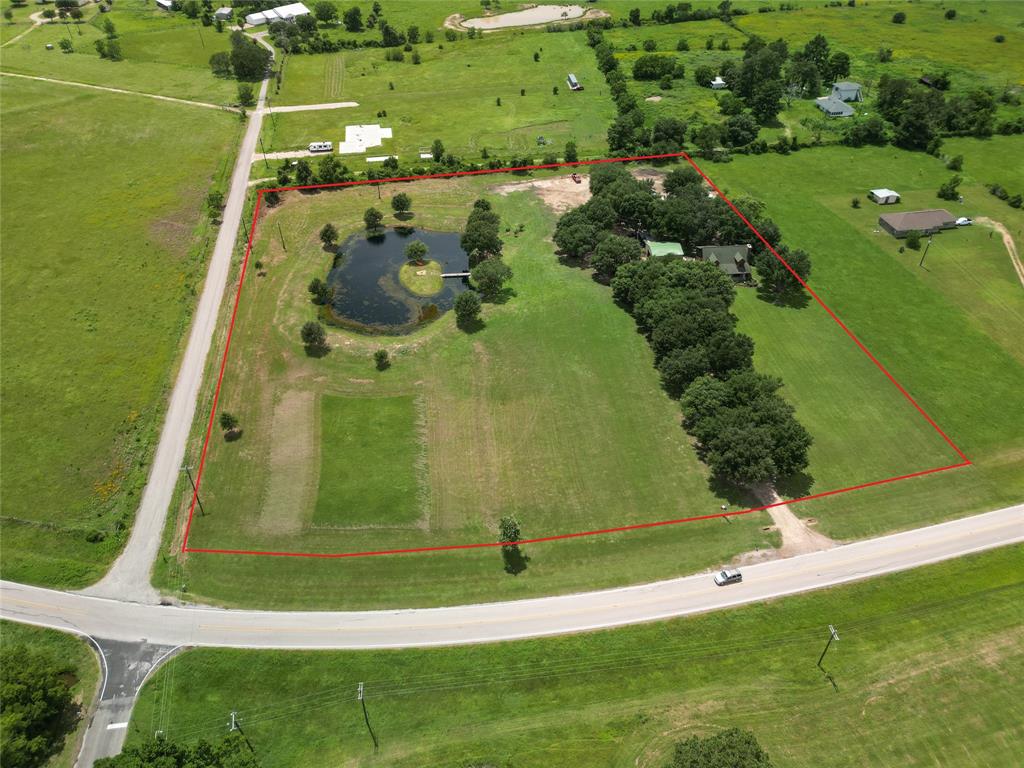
[0,643,76,768]
[669,728,773,768]
[454,290,481,327]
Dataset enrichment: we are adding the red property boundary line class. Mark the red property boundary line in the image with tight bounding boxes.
[181,151,970,559]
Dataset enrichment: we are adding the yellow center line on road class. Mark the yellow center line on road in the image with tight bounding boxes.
[197,523,1022,635]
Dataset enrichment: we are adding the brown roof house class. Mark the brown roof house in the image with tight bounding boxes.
[699,245,752,282]
[878,209,955,238]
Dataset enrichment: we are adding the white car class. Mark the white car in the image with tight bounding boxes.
[955,217,973,226]
[713,568,743,586]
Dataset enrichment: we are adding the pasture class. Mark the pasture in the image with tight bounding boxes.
[708,140,1024,538]
[264,29,616,163]
[0,77,239,587]
[130,545,1024,768]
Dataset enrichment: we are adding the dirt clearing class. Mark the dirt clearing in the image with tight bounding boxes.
[976,216,1024,289]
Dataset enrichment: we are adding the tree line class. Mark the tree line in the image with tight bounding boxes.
[554,165,811,487]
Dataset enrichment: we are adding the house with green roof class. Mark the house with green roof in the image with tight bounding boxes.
[644,239,684,259]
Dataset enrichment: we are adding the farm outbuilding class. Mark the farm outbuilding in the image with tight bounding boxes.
[710,76,727,90]
[245,2,310,26]
[868,188,901,205]
[215,7,233,21]
[567,73,583,91]
[831,81,863,102]
[644,239,684,258]
[815,96,854,118]
[878,209,956,238]
[699,245,752,283]
[155,0,173,9]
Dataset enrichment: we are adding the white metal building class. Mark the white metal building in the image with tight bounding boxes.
[245,2,311,26]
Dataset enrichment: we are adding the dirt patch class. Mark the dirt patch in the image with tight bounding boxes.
[492,174,592,213]
[976,216,1024,289]
[744,483,837,558]
[631,167,667,196]
[258,389,319,534]
[645,95,663,102]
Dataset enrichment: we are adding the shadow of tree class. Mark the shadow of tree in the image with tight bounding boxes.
[457,317,486,334]
[775,471,815,501]
[482,286,517,305]
[394,211,415,222]
[755,284,812,309]
[502,545,529,575]
[304,343,331,358]
[224,428,244,443]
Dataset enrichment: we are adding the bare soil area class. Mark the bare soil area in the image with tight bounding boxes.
[976,216,1024,289]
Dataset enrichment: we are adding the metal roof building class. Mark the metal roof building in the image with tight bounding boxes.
[245,2,310,26]
[878,209,956,238]
[815,95,855,118]
[699,244,752,282]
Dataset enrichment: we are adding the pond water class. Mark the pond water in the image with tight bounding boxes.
[325,228,469,335]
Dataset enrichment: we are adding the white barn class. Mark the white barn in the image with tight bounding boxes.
[710,75,727,90]
[245,2,310,26]
[868,188,901,205]
[215,6,233,21]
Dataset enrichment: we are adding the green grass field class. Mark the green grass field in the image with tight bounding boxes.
[706,140,1024,538]
[0,0,236,103]
[0,76,240,587]
[130,545,1024,768]
[265,29,617,164]
[314,394,424,527]
[0,622,99,768]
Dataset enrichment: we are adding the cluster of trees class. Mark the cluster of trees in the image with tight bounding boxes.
[627,1,746,26]
[209,31,272,81]
[874,74,997,152]
[590,29,688,154]
[1,642,79,767]
[94,17,122,60]
[461,198,503,267]
[669,728,774,768]
[549,165,811,487]
[454,199,513,329]
[95,733,258,767]
[611,256,810,486]
[271,155,354,191]
[988,183,1024,209]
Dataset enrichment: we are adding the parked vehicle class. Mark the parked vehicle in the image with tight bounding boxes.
[955,217,973,226]
[713,568,743,586]
[570,173,582,184]
[308,141,333,153]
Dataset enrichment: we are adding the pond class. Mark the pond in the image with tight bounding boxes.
[325,228,469,335]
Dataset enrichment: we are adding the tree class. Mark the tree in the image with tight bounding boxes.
[3,9,12,22]
[95,732,259,767]
[308,278,333,305]
[498,515,521,545]
[229,31,271,80]
[905,230,922,250]
[237,83,255,106]
[209,50,231,77]
[632,54,677,81]
[749,79,784,125]
[658,345,710,398]
[431,138,445,162]
[205,190,224,217]
[319,222,339,247]
[590,234,642,279]
[937,175,962,201]
[628,7,641,25]
[342,5,362,31]
[300,320,326,349]
[58,37,73,52]
[553,210,601,259]
[374,349,390,370]
[564,140,578,163]
[454,290,481,327]
[694,64,716,88]
[318,154,344,184]
[755,247,810,297]
[0,643,76,768]
[461,209,503,260]
[364,207,384,231]
[313,1,337,23]
[391,192,412,214]
[670,728,773,768]
[102,16,116,38]
[405,239,428,265]
[219,412,238,432]
[470,257,512,297]
[724,112,759,147]
[945,8,956,19]
[892,11,906,24]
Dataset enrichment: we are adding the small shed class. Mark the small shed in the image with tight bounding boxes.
[815,96,854,118]
[878,209,956,238]
[644,239,684,259]
[567,73,583,91]
[155,0,173,10]
[699,245,752,283]
[215,7,233,21]
[710,76,727,90]
[868,188,901,205]
[831,81,863,102]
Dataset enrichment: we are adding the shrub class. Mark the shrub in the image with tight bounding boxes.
[946,154,963,171]
[851,197,861,209]
[676,38,689,51]
[892,11,906,23]
[642,38,657,51]
[1009,194,1023,209]
[945,8,956,19]
[632,54,677,81]
[374,349,390,370]
[994,34,1005,43]
[905,230,922,250]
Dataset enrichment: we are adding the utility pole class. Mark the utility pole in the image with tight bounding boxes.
[259,136,270,169]
[229,710,238,731]
[817,624,839,670]
[358,683,379,753]
[181,465,205,516]
[918,235,933,268]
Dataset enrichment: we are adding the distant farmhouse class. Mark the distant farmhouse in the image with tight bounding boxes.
[699,245,752,283]
[868,188,901,205]
[878,209,955,238]
[831,81,863,102]
[215,6,233,21]
[815,95,854,118]
[245,2,310,26]
[567,73,583,91]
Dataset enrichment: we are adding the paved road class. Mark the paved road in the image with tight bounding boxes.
[82,44,271,604]
[5,505,1021,650]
